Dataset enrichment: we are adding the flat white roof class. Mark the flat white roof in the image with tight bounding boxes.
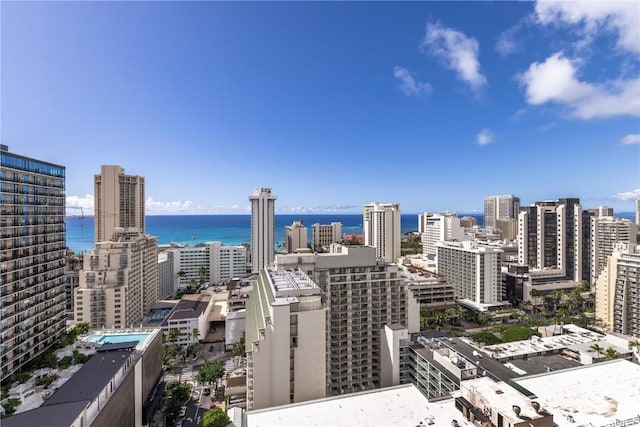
[513,360,640,427]
[246,384,472,427]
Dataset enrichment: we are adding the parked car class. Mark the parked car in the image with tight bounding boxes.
[179,406,187,417]
[208,345,214,352]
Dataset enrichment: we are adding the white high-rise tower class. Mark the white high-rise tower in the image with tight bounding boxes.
[363,202,401,262]
[250,187,277,273]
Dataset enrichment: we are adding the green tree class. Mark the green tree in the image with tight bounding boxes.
[473,331,502,345]
[192,328,200,343]
[167,328,181,344]
[501,325,541,343]
[1,398,21,418]
[590,343,604,361]
[199,266,208,285]
[200,407,230,427]
[232,337,245,367]
[197,361,225,386]
[72,322,91,336]
[603,347,620,361]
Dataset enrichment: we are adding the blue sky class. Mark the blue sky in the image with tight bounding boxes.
[2,1,638,215]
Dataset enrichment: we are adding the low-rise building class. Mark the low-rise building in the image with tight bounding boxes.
[161,294,214,345]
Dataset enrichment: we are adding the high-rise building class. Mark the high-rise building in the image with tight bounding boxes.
[363,202,401,263]
[587,206,614,217]
[0,146,67,380]
[636,199,640,227]
[94,165,145,243]
[436,241,503,305]
[517,198,590,282]
[312,222,342,249]
[245,268,326,410]
[285,221,307,253]
[418,212,465,256]
[595,243,640,337]
[483,195,520,229]
[275,245,420,397]
[459,216,477,230]
[75,229,158,329]
[171,242,247,287]
[590,217,637,285]
[157,251,175,300]
[250,187,276,273]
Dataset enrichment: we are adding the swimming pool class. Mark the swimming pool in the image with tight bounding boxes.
[86,333,150,344]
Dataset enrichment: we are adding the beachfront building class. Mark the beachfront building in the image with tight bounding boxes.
[245,269,327,410]
[94,165,145,243]
[170,241,247,287]
[418,212,465,257]
[0,145,67,380]
[285,220,307,253]
[436,241,503,306]
[75,228,158,329]
[250,187,276,273]
[363,202,401,263]
[312,222,342,249]
[483,194,520,229]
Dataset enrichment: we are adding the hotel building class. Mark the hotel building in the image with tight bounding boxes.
[0,146,67,380]
[418,212,465,257]
[170,241,247,287]
[312,222,342,249]
[250,187,276,273]
[363,202,401,263]
[483,194,520,229]
[285,220,307,253]
[94,165,145,243]
[590,216,637,285]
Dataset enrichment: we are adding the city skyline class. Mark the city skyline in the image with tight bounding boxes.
[3,1,639,215]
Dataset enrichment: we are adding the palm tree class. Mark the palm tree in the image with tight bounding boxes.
[199,266,208,285]
[530,289,543,314]
[177,270,186,287]
[603,347,620,361]
[445,308,460,326]
[590,343,604,361]
[192,328,200,344]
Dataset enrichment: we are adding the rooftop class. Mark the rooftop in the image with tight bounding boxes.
[246,384,472,427]
[268,269,318,298]
[513,360,640,426]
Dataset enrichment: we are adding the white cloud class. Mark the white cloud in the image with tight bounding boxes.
[534,0,640,54]
[66,194,94,214]
[475,129,494,146]
[613,189,640,200]
[422,22,487,92]
[517,52,640,119]
[276,205,360,214]
[145,197,194,213]
[393,66,432,97]
[618,134,640,146]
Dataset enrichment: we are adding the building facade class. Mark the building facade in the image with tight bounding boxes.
[363,202,401,263]
[590,216,637,285]
[312,222,342,249]
[75,229,158,329]
[517,198,590,282]
[613,246,640,337]
[436,241,503,305]
[157,251,175,300]
[285,221,307,253]
[0,146,67,380]
[250,187,276,273]
[419,212,465,256]
[94,165,145,243]
[484,195,520,229]
[245,268,327,410]
[171,241,247,287]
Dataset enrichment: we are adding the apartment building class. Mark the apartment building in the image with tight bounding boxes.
[312,222,342,249]
[75,229,158,329]
[157,251,175,300]
[171,241,247,287]
[285,220,307,253]
[484,194,520,229]
[245,268,327,410]
[436,241,503,305]
[0,146,67,380]
[418,212,465,256]
[518,198,591,282]
[275,245,420,397]
[250,187,276,273]
[363,202,401,263]
[94,165,145,243]
[590,216,637,285]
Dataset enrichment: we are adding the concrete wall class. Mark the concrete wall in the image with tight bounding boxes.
[92,365,136,427]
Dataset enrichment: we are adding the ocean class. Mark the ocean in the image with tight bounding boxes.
[65,213,484,254]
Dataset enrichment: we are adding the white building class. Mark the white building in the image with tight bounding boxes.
[363,202,401,263]
[158,251,175,299]
[245,268,327,410]
[250,187,276,273]
[161,295,214,345]
[590,216,637,285]
[483,194,520,229]
[312,222,342,249]
[171,242,247,287]
[75,228,158,329]
[285,220,307,253]
[418,212,465,256]
[436,241,502,305]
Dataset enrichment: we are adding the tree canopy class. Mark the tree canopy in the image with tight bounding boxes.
[200,407,230,427]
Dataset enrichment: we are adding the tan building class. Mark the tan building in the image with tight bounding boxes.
[484,194,520,229]
[245,268,327,410]
[285,220,307,253]
[312,222,342,249]
[591,216,637,285]
[0,146,67,380]
[250,187,276,273]
[364,202,401,263]
[75,228,158,329]
[94,165,145,243]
